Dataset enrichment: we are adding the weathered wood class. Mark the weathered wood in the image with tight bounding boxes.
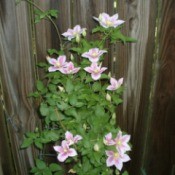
[0,101,15,175]
[0,0,38,174]
[145,0,175,174]
[115,0,158,174]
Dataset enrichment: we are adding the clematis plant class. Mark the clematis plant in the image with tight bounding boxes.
[21,3,136,174]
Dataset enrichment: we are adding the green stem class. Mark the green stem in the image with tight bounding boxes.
[55,109,67,131]
[23,0,63,49]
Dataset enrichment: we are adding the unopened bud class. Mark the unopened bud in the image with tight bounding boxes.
[76,35,80,43]
[35,127,39,132]
[83,123,87,130]
[106,93,111,102]
[94,143,100,152]
[70,54,74,61]
[82,28,87,37]
[46,55,51,62]
[112,113,116,119]
[68,169,76,174]
[108,72,111,78]
[58,86,65,92]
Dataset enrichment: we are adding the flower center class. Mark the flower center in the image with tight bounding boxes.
[56,62,61,67]
[106,20,113,27]
[64,148,68,153]
[117,140,122,146]
[94,69,99,74]
[92,52,98,57]
[114,152,119,158]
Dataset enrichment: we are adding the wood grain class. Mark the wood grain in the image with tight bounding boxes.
[0,0,38,174]
[145,0,175,174]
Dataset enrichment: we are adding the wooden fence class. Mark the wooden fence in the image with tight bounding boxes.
[0,0,175,174]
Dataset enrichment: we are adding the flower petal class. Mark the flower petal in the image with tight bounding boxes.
[57,153,68,162]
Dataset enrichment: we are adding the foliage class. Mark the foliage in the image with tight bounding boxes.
[21,3,136,175]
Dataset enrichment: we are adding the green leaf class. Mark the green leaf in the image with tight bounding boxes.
[70,47,82,54]
[30,167,38,173]
[92,82,101,92]
[40,103,49,116]
[28,91,40,98]
[49,110,59,121]
[47,49,59,56]
[48,9,58,18]
[21,138,33,148]
[36,80,45,91]
[34,140,43,149]
[37,62,48,68]
[43,167,52,175]
[49,163,62,172]
[57,102,69,111]
[36,159,46,170]
[65,79,74,93]
[122,171,129,175]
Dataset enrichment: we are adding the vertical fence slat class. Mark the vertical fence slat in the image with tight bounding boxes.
[0,0,38,174]
[146,0,175,174]
[115,0,158,174]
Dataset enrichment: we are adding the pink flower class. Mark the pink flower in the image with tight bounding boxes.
[93,13,125,28]
[60,62,80,74]
[107,77,123,91]
[106,150,130,171]
[65,131,82,146]
[53,140,77,162]
[103,133,115,146]
[47,55,67,72]
[84,63,107,80]
[62,25,86,41]
[81,48,107,63]
[114,131,131,154]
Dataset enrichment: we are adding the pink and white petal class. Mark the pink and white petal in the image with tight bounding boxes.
[61,140,69,148]
[114,160,123,171]
[118,78,124,85]
[111,14,119,20]
[89,57,99,63]
[121,135,130,143]
[84,67,93,73]
[100,67,107,73]
[58,68,67,74]
[74,135,83,142]
[110,77,117,85]
[57,153,68,162]
[91,73,101,80]
[105,151,114,157]
[74,25,81,33]
[114,20,125,27]
[65,131,73,140]
[105,132,112,139]
[68,148,77,157]
[53,146,63,153]
[107,85,115,91]
[121,154,131,162]
[106,156,114,167]
[48,58,57,65]
[93,16,99,22]
[48,66,59,72]
[58,55,66,64]
[81,52,89,58]
[72,67,80,74]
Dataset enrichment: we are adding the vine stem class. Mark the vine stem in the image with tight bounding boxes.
[23,0,63,49]
[55,109,67,131]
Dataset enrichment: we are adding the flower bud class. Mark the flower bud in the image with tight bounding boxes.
[58,86,65,92]
[94,143,100,152]
[112,113,116,119]
[46,55,51,62]
[82,28,87,37]
[83,123,87,130]
[106,93,111,102]
[108,72,111,78]
[68,169,76,174]
[70,54,74,61]
[76,35,80,43]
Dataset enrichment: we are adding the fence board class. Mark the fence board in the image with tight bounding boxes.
[0,0,38,174]
[145,0,175,174]
[115,0,158,174]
